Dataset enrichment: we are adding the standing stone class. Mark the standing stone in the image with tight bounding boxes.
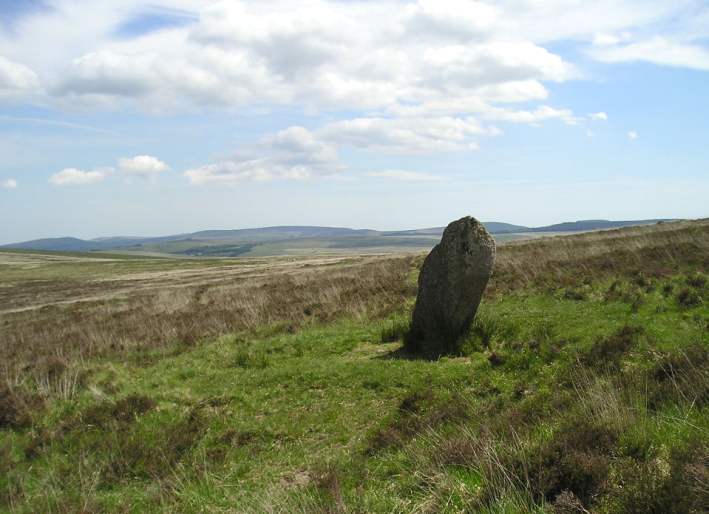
[408,216,496,354]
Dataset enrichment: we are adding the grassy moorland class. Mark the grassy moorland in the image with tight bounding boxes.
[1,220,708,513]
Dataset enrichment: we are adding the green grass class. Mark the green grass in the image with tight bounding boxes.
[2,272,707,512]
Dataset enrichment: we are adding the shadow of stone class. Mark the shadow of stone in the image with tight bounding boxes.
[375,346,447,361]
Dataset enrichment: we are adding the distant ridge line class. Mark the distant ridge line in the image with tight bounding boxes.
[2,219,678,254]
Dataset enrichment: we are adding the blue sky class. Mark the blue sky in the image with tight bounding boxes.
[1,0,708,243]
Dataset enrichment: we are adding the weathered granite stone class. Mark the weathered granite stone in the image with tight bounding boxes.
[408,216,496,354]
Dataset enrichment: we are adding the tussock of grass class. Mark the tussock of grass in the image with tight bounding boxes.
[231,348,271,369]
[378,317,411,344]
[677,287,703,308]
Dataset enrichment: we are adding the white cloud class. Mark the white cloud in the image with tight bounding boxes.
[365,170,445,182]
[320,117,487,153]
[592,32,631,47]
[118,155,170,177]
[184,126,342,185]
[589,112,608,121]
[49,167,111,186]
[628,130,638,140]
[4,0,585,119]
[504,1,691,44]
[0,55,39,98]
[419,41,574,90]
[589,37,709,71]
[185,116,493,184]
[1,0,706,160]
[55,51,156,98]
[3,1,703,113]
[484,105,579,125]
[1,178,18,189]
[384,80,550,118]
[403,0,498,41]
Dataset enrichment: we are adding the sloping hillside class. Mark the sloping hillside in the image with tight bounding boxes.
[1,219,707,513]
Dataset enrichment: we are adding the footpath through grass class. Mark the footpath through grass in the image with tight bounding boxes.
[2,272,708,513]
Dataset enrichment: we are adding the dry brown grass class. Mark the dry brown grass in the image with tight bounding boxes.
[1,255,417,385]
[488,219,709,295]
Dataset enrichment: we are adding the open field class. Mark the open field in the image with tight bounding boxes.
[0,252,418,382]
[1,220,708,513]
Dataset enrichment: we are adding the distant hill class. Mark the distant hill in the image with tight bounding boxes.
[184,226,378,241]
[3,227,380,253]
[2,237,110,252]
[384,222,529,237]
[93,226,377,244]
[380,220,674,238]
[483,222,533,234]
[527,219,671,233]
[2,219,676,256]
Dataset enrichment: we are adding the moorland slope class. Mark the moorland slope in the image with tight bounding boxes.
[1,219,707,513]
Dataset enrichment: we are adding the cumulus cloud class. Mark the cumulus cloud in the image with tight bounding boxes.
[118,155,170,177]
[420,42,573,90]
[53,44,279,108]
[320,117,487,153]
[15,0,585,121]
[2,0,706,161]
[628,130,639,140]
[0,55,39,98]
[4,1,705,113]
[55,51,156,98]
[365,170,445,182]
[185,117,490,183]
[184,126,342,185]
[49,167,111,186]
[403,0,498,41]
[1,178,18,189]
[589,112,608,121]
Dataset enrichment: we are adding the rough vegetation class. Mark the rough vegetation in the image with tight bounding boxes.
[1,219,708,513]
[0,254,417,385]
